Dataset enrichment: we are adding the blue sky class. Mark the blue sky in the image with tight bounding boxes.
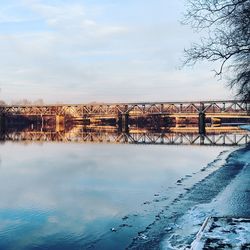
[0,0,231,103]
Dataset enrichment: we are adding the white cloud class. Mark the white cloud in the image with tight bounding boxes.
[23,1,128,37]
[0,1,231,103]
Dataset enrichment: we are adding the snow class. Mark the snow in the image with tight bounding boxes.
[190,217,250,250]
[162,144,250,250]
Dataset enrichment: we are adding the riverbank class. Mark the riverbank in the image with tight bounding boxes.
[162,144,250,249]
[170,144,250,249]
[187,127,250,249]
[127,141,250,249]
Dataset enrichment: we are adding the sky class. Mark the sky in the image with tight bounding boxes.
[0,0,232,104]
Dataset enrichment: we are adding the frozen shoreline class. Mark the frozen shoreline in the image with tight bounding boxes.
[127,139,250,249]
[162,125,250,249]
[190,217,250,250]
[128,148,239,249]
[162,144,250,249]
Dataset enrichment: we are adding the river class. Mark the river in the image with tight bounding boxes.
[0,128,248,249]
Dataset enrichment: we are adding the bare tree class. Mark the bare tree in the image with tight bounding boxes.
[183,0,250,101]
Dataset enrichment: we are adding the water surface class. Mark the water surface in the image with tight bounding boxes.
[0,139,230,249]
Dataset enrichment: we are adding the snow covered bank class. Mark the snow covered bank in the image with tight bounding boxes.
[161,145,250,250]
[127,147,247,249]
[191,217,250,250]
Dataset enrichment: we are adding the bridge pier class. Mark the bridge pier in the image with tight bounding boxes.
[40,115,44,128]
[118,113,129,133]
[200,134,205,145]
[198,112,206,134]
[0,114,5,133]
[56,115,65,132]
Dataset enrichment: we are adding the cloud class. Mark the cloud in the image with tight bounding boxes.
[23,1,128,37]
[0,0,231,103]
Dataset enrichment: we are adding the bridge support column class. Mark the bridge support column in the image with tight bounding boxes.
[40,115,44,128]
[198,112,206,135]
[0,114,5,133]
[118,113,129,133]
[122,114,129,133]
[200,134,205,145]
[56,115,65,132]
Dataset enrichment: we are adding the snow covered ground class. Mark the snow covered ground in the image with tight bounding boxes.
[161,144,250,249]
[191,217,250,250]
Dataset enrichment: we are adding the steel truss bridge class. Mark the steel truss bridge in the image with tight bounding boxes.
[0,100,249,117]
[1,100,249,134]
[2,129,250,146]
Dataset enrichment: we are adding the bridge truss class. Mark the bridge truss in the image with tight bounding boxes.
[0,100,249,117]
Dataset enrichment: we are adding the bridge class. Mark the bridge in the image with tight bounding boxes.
[1,128,249,146]
[0,100,249,134]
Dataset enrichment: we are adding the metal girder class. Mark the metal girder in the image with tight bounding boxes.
[0,100,249,117]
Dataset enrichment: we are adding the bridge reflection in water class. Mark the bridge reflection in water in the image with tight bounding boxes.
[1,125,249,146]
